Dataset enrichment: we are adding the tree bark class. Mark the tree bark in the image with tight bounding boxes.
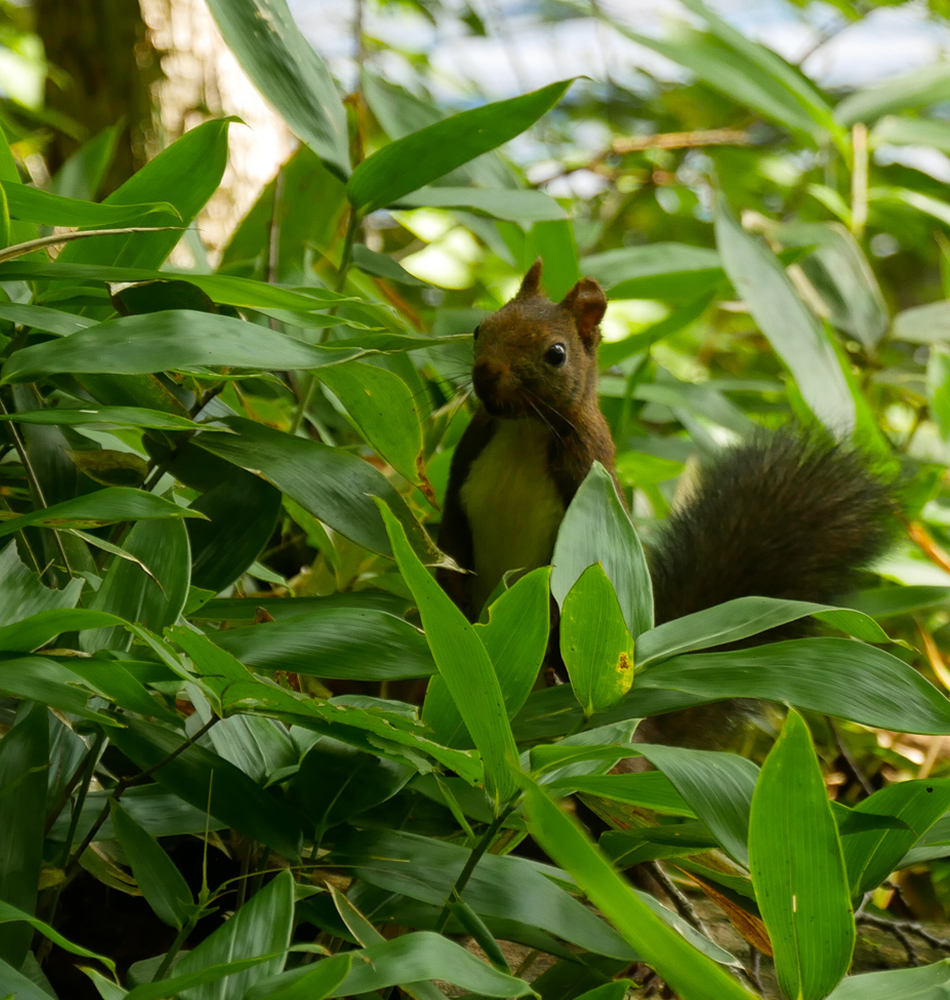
[35,0,161,194]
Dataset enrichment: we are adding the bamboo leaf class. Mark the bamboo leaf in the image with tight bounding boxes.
[749,710,854,1000]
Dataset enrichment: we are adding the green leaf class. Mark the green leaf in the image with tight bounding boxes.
[173,868,294,1000]
[637,637,950,734]
[252,933,532,1000]
[329,828,635,960]
[0,181,178,228]
[774,220,889,349]
[244,953,352,1000]
[0,703,48,968]
[0,302,96,335]
[872,114,950,152]
[0,656,116,722]
[750,711,854,999]
[378,500,519,807]
[836,63,950,127]
[0,486,202,539]
[615,16,836,143]
[297,738,412,832]
[0,125,37,252]
[849,585,950,619]
[929,347,950,441]
[550,462,653,638]
[61,655,183,727]
[423,567,550,747]
[580,244,724,301]
[842,779,950,898]
[0,607,124,652]
[48,784,225,843]
[351,244,430,286]
[318,361,425,486]
[82,518,191,653]
[0,259,366,317]
[55,119,232,271]
[205,0,349,179]
[109,801,194,928]
[519,775,755,1000]
[335,932,532,997]
[525,219,581,300]
[50,122,121,202]
[636,596,892,669]
[549,771,694,817]
[195,417,436,560]
[0,405,196,431]
[0,900,116,971]
[347,79,574,215]
[1,310,366,383]
[560,564,635,716]
[825,959,950,999]
[397,186,567,222]
[893,300,950,344]
[715,199,855,433]
[0,540,83,622]
[635,745,758,866]
[213,607,435,681]
[0,956,52,1000]
[601,827,717,867]
[107,717,303,862]
[125,955,287,1000]
[188,465,282,593]
[360,68,516,191]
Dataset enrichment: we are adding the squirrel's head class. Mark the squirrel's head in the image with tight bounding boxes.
[471,258,607,422]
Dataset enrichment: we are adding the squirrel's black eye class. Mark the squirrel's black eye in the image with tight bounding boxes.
[544,343,566,367]
[473,324,481,340]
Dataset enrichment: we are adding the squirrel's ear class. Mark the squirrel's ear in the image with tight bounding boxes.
[515,258,544,299]
[560,278,607,346]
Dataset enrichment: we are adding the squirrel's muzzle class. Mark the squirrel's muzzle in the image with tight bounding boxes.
[472,357,521,416]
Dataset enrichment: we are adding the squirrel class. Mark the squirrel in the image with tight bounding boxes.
[436,259,894,656]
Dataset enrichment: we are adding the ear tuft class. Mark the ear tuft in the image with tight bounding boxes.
[560,278,607,346]
[515,258,544,299]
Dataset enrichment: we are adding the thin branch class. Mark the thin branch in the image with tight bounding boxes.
[63,716,219,877]
[435,801,517,933]
[0,394,75,578]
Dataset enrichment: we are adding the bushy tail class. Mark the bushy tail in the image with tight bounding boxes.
[648,433,896,627]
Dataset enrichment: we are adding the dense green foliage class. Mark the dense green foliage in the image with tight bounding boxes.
[5,1,950,998]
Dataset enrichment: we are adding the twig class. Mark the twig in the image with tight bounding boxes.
[63,715,218,877]
[435,802,517,933]
[610,128,750,154]
[289,211,360,435]
[858,911,950,953]
[651,861,715,943]
[857,913,923,966]
[829,718,875,796]
[0,394,75,579]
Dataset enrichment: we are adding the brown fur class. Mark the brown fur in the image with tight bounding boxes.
[437,260,614,619]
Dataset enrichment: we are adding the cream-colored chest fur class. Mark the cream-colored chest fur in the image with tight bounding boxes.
[460,418,565,613]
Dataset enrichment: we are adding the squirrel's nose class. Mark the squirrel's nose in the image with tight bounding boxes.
[473,357,506,396]
[473,357,519,413]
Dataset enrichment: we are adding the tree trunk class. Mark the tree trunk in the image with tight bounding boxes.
[35,0,160,194]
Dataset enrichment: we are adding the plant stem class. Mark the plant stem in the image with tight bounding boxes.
[435,801,517,933]
[152,918,196,981]
[63,715,218,878]
[52,728,105,850]
[289,210,360,436]
[0,393,75,580]
[850,122,868,239]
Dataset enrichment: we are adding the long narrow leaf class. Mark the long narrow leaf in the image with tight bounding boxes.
[377,500,519,807]
[748,710,854,999]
